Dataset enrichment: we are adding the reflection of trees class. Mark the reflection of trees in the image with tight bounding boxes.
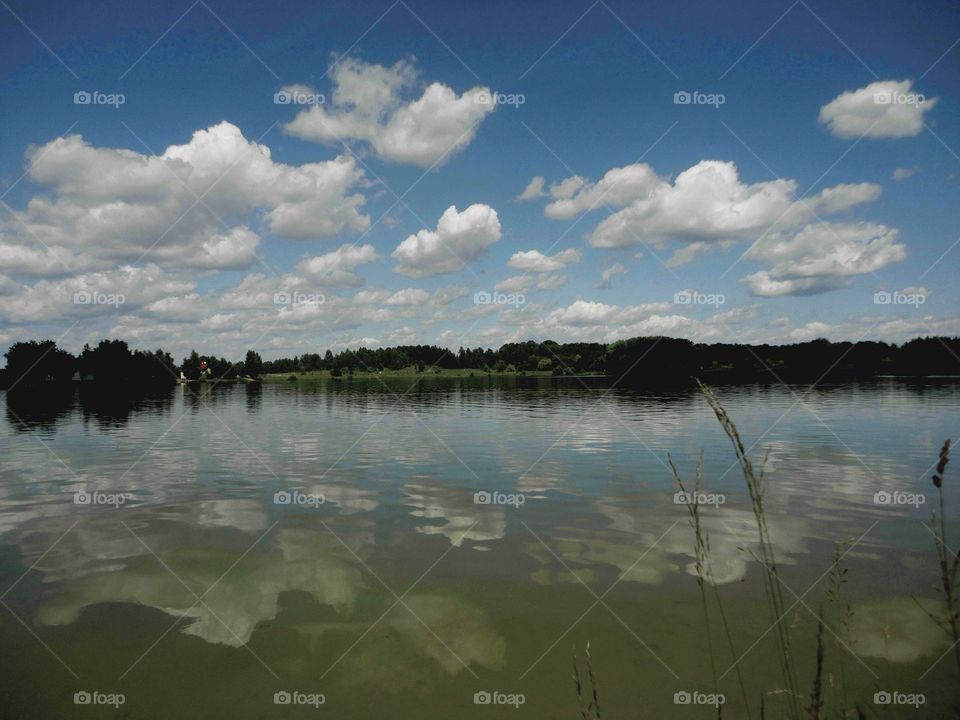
[3,384,180,432]
[181,381,239,412]
[77,385,175,427]
[4,387,76,431]
[244,382,262,413]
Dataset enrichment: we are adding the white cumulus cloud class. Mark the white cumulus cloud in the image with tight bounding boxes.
[597,263,627,289]
[545,164,661,219]
[516,176,546,201]
[584,161,879,249]
[1,122,371,279]
[743,222,906,297]
[283,57,494,168]
[386,288,431,306]
[818,80,938,139]
[506,248,581,272]
[392,204,501,277]
[296,244,379,286]
[891,167,917,181]
[530,161,884,266]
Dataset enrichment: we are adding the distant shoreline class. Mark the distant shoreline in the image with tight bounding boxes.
[3,335,959,390]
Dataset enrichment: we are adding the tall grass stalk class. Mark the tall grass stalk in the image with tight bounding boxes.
[669,452,752,719]
[801,547,844,720]
[806,609,824,720]
[929,439,960,676]
[697,380,802,719]
[670,453,718,688]
[572,642,602,720]
[823,543,852,710]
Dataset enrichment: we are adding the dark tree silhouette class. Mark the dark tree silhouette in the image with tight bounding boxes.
[2,340,75,387]
[4,335,960,389]
[604,337,696,385]
[79,340,177,386]
[242,350,263,377]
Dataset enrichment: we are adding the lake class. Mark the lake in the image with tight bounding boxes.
[1,377,958,718]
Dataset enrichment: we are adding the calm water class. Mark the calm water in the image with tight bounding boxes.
[1,378,958,718]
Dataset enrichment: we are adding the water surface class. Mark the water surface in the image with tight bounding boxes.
[1,377,958,718]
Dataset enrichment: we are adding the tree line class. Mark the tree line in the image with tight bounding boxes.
[204,337,960,381]
[2,335,959,389]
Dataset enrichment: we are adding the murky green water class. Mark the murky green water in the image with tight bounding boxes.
[1,378,958,718]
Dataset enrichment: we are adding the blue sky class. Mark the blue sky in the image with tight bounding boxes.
[0,0,958,360]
